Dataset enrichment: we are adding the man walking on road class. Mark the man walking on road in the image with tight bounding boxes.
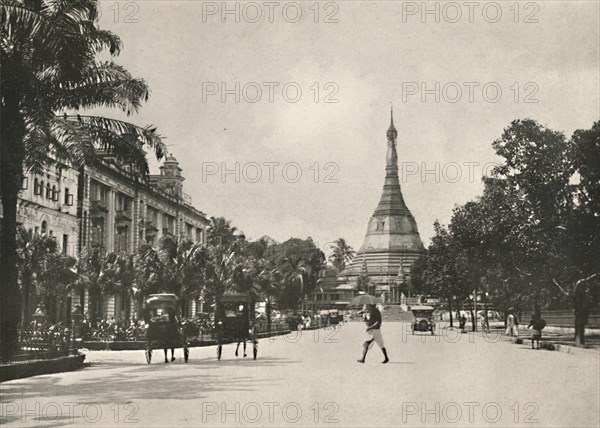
[357,304,389,364]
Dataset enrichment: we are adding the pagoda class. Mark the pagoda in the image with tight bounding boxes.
[340,110,424,301]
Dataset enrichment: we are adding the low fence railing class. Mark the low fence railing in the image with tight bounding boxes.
[79,322,295,343]
[3,330,79,364]
[541,310,600,328]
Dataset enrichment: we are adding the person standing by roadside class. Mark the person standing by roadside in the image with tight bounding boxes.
[357,304,389,364]
[505,311,517,337]
[527,313,546,350]
[460,313,467,333]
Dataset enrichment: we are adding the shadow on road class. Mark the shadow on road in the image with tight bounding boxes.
[1,356,298,407]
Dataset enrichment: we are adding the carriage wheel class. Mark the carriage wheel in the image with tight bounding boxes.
[145,348,152,364]
[184,345,189,363]
[217,344,222,361]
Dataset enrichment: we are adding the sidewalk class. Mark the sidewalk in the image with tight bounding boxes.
[437,321,600,354]
[498,328,600,355]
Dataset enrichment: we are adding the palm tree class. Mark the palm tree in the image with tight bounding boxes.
[156,235,205,315]
[202,244,243,304]
[207,217,237,247]
[16,228,58,326]
[273,239,325,310]
[134,243,164,318]
[113,253,136,322]
[135,236,206,316]
[37,251,77,324]
[1,0,165,358]
[328,238,355,273]
[249,258,277,333]
[76,248,119,322]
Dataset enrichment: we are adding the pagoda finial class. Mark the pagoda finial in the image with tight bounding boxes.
[387,107,398,142]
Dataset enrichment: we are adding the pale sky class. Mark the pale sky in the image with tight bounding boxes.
[94,0,600,254]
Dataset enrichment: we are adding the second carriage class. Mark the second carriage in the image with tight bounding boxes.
[215,292,258,360]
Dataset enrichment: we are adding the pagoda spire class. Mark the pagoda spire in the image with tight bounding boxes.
[387,107,398,143]
[339,108,424,285]
[374,108,408,216]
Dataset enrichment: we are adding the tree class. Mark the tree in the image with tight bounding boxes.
[16,228,57,326]
[76,248,119,322]
[207,217,237,247]
[156,234,205,315]
[355,255,370,293]
[113,253,136,322]
[200,239,245,307]
[551,122,600,345]
[553,274,600,346]
[490,119,573,314]
[271,238,325,309]
[135,244,164,296]
[328,238,355,273]
[37,251,77,324]
[1,0,164,359]
[411,220,471,328]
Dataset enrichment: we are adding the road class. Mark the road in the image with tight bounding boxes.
[1,322,599,427]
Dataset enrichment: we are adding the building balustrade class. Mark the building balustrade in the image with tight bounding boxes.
[145,220,158,232]
[90,199,108,212]
[115,209,132,222]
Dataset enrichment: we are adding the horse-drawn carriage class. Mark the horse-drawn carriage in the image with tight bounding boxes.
[215,292,258,360]
[143,294,189,364]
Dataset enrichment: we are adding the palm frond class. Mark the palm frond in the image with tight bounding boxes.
[45,61,149,114]
[48,115,165,174]
[69,115,165,158]
[2,0,122,85]
[48,116,98,166]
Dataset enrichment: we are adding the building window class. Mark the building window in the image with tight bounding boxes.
[46,183,51,199]
[41,221,47,234]
[63,234,69,255]
[64,188,73,206]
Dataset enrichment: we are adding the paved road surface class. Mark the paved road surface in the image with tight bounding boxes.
[1,322,598,427]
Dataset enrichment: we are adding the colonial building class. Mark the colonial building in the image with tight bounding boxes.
[79,153,209,320]
[15,161,80,257]
[339,111,424,302]
[80,153,208,253]
[6,151,210,323]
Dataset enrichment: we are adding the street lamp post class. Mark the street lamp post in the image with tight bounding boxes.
[471,287,478,332]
